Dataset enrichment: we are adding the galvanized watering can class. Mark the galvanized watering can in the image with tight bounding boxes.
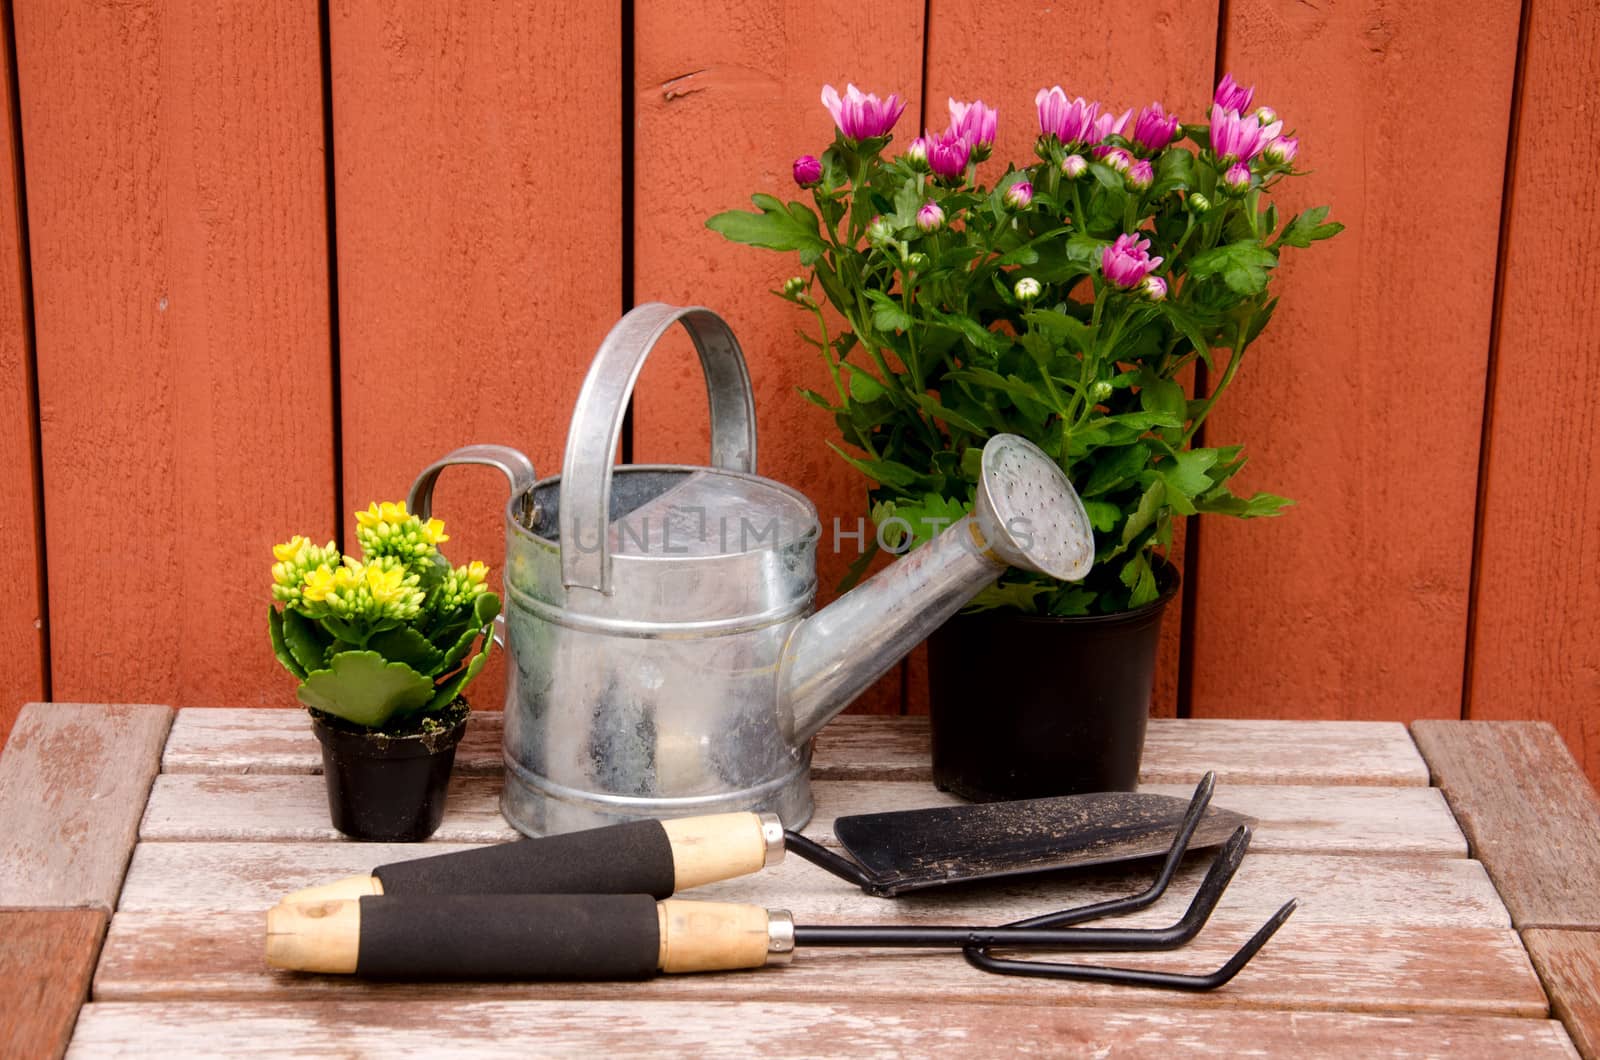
[409,303,1094,835]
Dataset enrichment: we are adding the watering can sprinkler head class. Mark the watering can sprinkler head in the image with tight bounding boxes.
[970,435,1095,582]
[780,434,1095,746]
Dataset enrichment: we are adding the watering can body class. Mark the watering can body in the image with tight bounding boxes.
[410,304,1094,835]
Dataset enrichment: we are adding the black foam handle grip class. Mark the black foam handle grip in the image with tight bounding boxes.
[355,893,661,979]
[372,820,677,898]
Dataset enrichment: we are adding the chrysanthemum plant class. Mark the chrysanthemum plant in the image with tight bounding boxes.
[269,502,500,730]
[710,76,1341,614]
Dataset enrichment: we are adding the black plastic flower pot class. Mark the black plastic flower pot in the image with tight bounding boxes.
[310,699,469,842]
[927,564,1180,802]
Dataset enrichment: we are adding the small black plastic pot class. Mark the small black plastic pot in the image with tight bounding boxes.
[310,699,469,842]
[927,563,1180,802]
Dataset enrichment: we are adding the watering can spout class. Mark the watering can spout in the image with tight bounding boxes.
[780,435,1095,747]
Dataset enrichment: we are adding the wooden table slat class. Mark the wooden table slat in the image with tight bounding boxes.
[0,702,173,910]
[114,840,1510,929]
[92,911,1549,1020]
[65,999,1580,1058]
[1523,929,1600,1060]
[0,910,106,1060]
[138,773,1468,858]
[1411,720,1600,929]
[163,709,1432,786]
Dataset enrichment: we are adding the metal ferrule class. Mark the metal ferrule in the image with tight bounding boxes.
[758,813,786,868]
[765,910,796,965]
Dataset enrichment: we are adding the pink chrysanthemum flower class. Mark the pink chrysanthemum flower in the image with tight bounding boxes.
[1035,87,1100,146]
[1131,103,1180,154]
[1209,105,1283,163]
[821,83,907,142]
[948,98,998,158]
[1214,73,1255,114]
[924,127,971,183]
[1101,233,1163,288]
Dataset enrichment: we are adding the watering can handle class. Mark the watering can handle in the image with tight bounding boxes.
[560,303,758,594]
[406,444,538,525]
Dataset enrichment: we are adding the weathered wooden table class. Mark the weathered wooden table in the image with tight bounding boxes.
[3,704,1599,1057]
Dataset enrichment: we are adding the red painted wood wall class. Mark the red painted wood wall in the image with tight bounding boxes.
[1,1,1595,786]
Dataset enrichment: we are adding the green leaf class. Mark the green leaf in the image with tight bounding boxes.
[1161,449,1219,499]
[882,493,970,552]
[424,638,493,714]
[798,387,836,412]
[1081,500,1120,532]
[706,197,827,257]
[1195,489,1293,517]
[967,579,1054,613]
[1120,479,1167,548]
[864,290,912,333]
[847,365,889,402]
[827,443,925,490]
[1044,587,1098,616]
[1276,205,1344,248]
[1120,552,1160,607]
[1082,443,1151,498]
[913,393,985,436]
[437,594,500,673]
[1161,303,1216,371]
[281,609,328,675]
[268,607,305,680]
[297,651,436,729]
[367,625,447,677]
[1188,240,1279,295]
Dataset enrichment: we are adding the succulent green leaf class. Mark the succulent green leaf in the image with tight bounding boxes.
[280,608,328,675]
[423,640,492,715]
[268,607,306,680]
[296,651,436,729]
[473,591,501,627]
[367,625,447,676]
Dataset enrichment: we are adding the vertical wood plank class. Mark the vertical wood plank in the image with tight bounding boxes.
[329,2,624,714]
[1193,0,1521,721]
[1469,0,1600,784]
[631,2,925,713]
[0,7,42,745]
[13,2,334,708]
[903,0,1219,718]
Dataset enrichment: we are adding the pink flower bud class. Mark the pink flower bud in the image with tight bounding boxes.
[1254,106,1278,126]
[1101,233,1163,288]
[1035,86,1100,146]
[1131,103,1180,154]
[1101,147,1133,173]
[1214,72,1255,114]
[1126,159,1154,191]
[924,127,971,183]
[792,155,822,188]
[1224,162,1252,192]
[1062,153,1088,179]
[905,137,930,168]
[821,83,907,142]
[948,98,998,160]
[916,201,945,232]
[1142,274,1168,302]
[1003,180,1034,209]
[1264,135,1299,165]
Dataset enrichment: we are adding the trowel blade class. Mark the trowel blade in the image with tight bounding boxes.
[832,791,1252,896]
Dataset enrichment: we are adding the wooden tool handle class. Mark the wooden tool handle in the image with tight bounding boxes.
[265,895,787,979]
[279,812,781,906]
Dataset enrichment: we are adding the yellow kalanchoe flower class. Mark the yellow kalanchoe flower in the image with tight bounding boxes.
[301,564,339,603]
[422,517,449,545]
[273,535,309,564]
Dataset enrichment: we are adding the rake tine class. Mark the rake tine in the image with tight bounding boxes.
[961,898,1298,991]
[1003,770,1220,931]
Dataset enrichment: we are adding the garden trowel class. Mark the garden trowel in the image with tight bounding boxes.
[283,774,1249,903]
